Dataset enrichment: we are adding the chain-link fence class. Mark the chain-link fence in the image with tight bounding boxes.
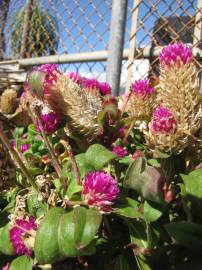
[0,0,201,93]
[124,0,202,93]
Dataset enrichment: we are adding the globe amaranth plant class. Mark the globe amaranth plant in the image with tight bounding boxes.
[1,43,202,270]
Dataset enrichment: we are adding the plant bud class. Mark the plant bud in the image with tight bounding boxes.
[28,70,46,98]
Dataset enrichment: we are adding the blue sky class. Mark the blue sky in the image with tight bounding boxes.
[4,0,197,55]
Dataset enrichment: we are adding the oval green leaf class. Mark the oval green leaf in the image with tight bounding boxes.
[86,144,116,170]
[34,207,65,264]
[0,224,15,256]
[10,256,33,270]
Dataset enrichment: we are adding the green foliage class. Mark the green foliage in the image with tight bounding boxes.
[181,169,202,199]
[115,197,139,219]
[2,45,202,269]
[0,224,15,256]
[10,256,33,270]
[165,222,202,252]
[123,157,164,203]
[34,206,102,264]
[143,201,163,223]
[34,207,66,264]
[85,144,117,170]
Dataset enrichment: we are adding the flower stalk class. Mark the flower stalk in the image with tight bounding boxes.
[0,122,38,192]
[64,127,81,185]
[32,106,67,189]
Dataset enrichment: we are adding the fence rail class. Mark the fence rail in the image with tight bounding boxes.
[0,0,201,94]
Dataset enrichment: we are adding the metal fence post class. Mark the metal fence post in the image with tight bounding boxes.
[106,0,128,96]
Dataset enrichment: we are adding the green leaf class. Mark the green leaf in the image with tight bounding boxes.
[34,207,65,264]
[28,124,38,136]
[165,222,202,252]
[181,169,202,199]
[75,153,94,179]
[127,220,147,248]
[113,254,137,270]
[115,197,139,218]
[58,206,101,257]
[147,159,161,168]
[119,156,131,165]
[123,158,164,203]
[10,256,33,270]
[74,207,102,248]
[26,192,47,217]
[13,127,24,138]
[28,167,43,176]
[143,201,163,223]
[0,224,15,256]
[153,149,170,159]
[85,144,116,170]
[66,180,82,200]
[0,211,9,227]
[136,256,152,270]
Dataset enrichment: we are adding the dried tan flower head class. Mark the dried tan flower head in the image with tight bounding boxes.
[145,44,202,154]
[46,74,103,140]
[125,80,156,121]
[159,62,202,135]
[9,92,32,127]
[0,89,18,114]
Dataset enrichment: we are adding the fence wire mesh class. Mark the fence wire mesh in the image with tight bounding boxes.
[0,0,201,92]
[125,0,202,90]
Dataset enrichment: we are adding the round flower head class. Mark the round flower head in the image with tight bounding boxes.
[160,43,192,68]
[35,105,62,134]
[82,78,100,92]
[82,171,119,212]
[68,72,83,85]
[112,145,128,158]
[131,79,154,97]
[10,217,37,257]
[99,82,112,96]
[37,64,60,94]
[2,264,10,270]
[11,140,30,153]
[20,144,30,153]
[151,106,177,134]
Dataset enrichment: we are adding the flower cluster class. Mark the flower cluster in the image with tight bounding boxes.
[0,42,201,269]
[67,73,112,96]
[9,217,37,257]
[131,79,154,97]
[34,105,63,134]
[11,140,30,153]
[150,106,177,134]
[160,43,192,67]
[37,64,60,94]
[112,145,128,158]
[82,171,119,212]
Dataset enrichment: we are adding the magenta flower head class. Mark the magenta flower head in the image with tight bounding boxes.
[82,171,119,212]
[35,108,62,135]
[160,43,193,68]
[20,144,30,153]
[131,79,154,97]
[82,78,100,92]
[37,64,60,95]
[11,140,30,153]
[27,64,59,97]
[68,72,83,85]
[151,106,177,134]
[98,82,112,96]
[112,145,128,158]
[2,264,10,270]
[10,217,37,257]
